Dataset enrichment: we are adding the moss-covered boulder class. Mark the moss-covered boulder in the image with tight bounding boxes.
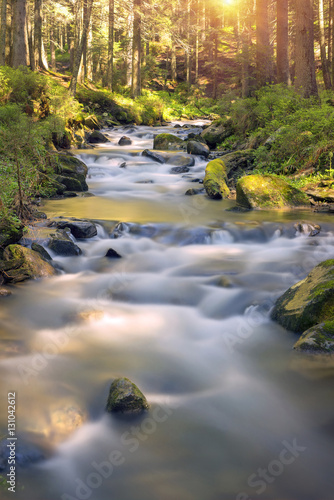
[236,175,309,209]
[271,259,334,333]
[1,245,56,283]
[87,130,110,144]
[203,159,230,199]
[293,320,334,353]
[153,133,186,151]
[200,118,234,148]
[55,153,88,192]
[187,140,210,158]
[48,230,82,256]
[106,377,149,414]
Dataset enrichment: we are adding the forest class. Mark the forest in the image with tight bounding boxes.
[1,2,334,499]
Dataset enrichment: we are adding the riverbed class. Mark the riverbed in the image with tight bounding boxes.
[1,122,334,500]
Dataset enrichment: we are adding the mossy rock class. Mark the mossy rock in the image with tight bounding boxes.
[203,159,230,199]
[293,320,334,353]
[1,245,56,283]
[236,175,309,209]
[0,223,23,252]
[200,118,234,148]
[55,175,84,192]
[53,153,88,192]
[48,230,82,256]
[153,133,186,151]
[271,259,334,333]
[106,377,149,414]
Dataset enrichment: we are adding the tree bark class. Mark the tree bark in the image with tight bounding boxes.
[131,0,141,97]
[295,0,318,97]
[69,0,94,96]
[256,0,271,87]
[277,0,290,84]
[107,0,114,90]
[0,0,7,65]
[34,0,43,68]
[50,10,56,71]
[319,0,332,89]
[12,0,28,67]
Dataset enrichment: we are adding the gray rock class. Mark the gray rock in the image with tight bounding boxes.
[142,149,166,164]
[31,243,52,261]
[294,222,321,237]
[87,131,110,144]
[185,188,204,196]
[170,166,190,174]
[293,321,334,353]
[168,155,195,167]
[48,230,82,256]
[55,220,97,239]
[106,377,149,414]
[118,136,132,146]
[187,140,210,158]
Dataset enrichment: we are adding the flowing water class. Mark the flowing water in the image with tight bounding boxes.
[1,123,334,500]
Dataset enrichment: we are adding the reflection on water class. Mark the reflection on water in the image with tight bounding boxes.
[1,123,334,500]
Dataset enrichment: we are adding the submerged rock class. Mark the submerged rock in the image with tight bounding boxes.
[153,133,186,151]
[106,377,149,414]
[168,154,195,167]
[293,320,334,353]
[1,245,56,283]
[0,287,12,296]
[48,230,82,256]
[236,175,309,209]
[187,140,210,158]
[203,159,230,199]
[0,439,44,471]
[271,259,334,333]
[170,166,190,174]
[142,149,165,164]
[118,136,132,146]
[185,188,204,196]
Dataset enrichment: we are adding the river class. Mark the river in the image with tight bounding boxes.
[1,122,334,500]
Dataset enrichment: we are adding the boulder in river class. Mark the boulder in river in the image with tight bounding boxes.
[105,248,122,259]
[168,154,195,167]
[236,175,309,209]
[187,140,210,158]
[53,219,97,239]
[153,133,186,151]
[170,166,190,174]
[1,245,56,283]
[293,320,334,353]
[271,259,334,333]
[185,188,204,196]
[54,153,89,192]
[87,130,110,144]
[142,149,166,164]
[200,118,234,148]
[222,150,255,185]
[31,243,52,261]
[203,159,230,199]
[106,377,149,414]
[118,136,132,146]
[48,230,82,256]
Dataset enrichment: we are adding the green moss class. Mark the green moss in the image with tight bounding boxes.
[204,159,230,199]
[106,377,149,414]
[236,174,309,209]
[294,319,334,353]
[2,244,56,283]
[272,259,334,333]
[153,133,185,151]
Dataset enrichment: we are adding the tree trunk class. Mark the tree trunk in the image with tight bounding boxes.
[186,0,191,85]
[12,0,28,67]
[241,26,251,97]
[171,42,176,81]
[34,0,43,68]
[295,0,318,97]
[50,10,56,71]
[107,0,114,90]
[0,0,7,65]
[256,0,271,87]
[319,0,332,89]
[69,0,94,96]
[131,0,141,97]
[6,0,12,65]
[277,0,290,84]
